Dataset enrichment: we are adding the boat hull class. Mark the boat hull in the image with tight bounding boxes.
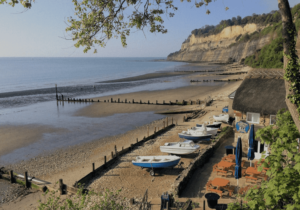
[192,127,218,136]
[160,146,199,155]
[132,158,180,168]
[196,123,221,128]
[178,133,212,141]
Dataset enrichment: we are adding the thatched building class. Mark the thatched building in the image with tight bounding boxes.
[232,68,287,159]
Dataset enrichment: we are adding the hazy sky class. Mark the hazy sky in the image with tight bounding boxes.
[0,0,299,57]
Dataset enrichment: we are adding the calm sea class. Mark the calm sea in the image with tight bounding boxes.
[0,57,185,94]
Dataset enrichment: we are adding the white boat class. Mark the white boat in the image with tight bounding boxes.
[160,140,200,154]
[213,114,229,122]
[191,125,218,136]
[178,128,212,141]
[196,121,222,128]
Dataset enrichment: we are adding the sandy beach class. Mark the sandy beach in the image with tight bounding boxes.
[0,64,248,209]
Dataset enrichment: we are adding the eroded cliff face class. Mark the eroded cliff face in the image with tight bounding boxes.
[168,23,273,63]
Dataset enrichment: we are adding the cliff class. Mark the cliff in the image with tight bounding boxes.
[167,23,274,63]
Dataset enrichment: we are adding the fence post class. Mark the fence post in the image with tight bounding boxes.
[25,171,29,188]
[154,127,156,133]
[136,138,138,143]
[10,170,14,184]
[148,100,150,104]
[111,98,113,103]
[140,100,142,104]
[132,99,134,103]
[92,163,95,176]
[111,151,114,159]
[59,179,64,195]
[118,98,120,103]
[104,156,107,166]
[147,126,149,137]
[125,99,127,103]
[115,145,118,157]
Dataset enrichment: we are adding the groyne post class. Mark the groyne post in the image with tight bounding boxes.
[25,171,29,188]
[115,145,118,157]
[10,170,14,184]
[104,156,107,166]
[55,84,58,100]
[92,163,95,176]
[59,179,64,195]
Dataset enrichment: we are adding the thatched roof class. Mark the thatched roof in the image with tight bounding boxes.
[232,68,287,115]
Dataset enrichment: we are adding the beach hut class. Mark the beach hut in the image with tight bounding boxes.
[232,68,287,159]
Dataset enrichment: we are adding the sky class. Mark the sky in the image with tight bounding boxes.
[0,0,299,57]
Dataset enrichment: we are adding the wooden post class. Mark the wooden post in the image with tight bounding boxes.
[203,200,205,210]
[154,127,156,133]
[147,126,149,137]
[183,116,185,122]
[25,172,29,188]
[92,163,95,176]
[104,156,107,166]
[136,138,138,143]
[10,170,14,183]
[111,151,114,159]
[140,100,142,104]
[132,99,134,103]
[125,99,127,103]
[55,84,58,100]
[118,98,120,103]
[111,98,113,103]
[163,121,165,128]
[59,179,63,195]
[167,118,168,126]
[115,145,118,157]
[148,100,150,104]
[172,117,173,124]
[156,100,158,104]
[163,100,165,104]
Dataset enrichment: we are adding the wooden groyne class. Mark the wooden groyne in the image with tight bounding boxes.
[190,78,242,83]
[216,71,248,75]
[56,96,202,106]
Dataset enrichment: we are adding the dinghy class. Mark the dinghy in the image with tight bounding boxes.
[132,155,181,176]
[213,114,229,122]
[178,129,212,141]
[160,140,200,155]
[191,125,218,136]
[196,122,222,129]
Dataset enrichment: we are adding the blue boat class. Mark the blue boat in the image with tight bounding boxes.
[178,131,212,141]
[132,156,181,176]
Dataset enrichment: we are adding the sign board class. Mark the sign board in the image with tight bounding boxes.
[236,121,250,133]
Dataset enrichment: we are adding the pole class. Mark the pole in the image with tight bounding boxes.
[55,84,58,100]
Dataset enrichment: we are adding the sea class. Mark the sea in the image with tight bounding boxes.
[0,57,221,164]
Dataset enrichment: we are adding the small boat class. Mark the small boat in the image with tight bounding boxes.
[196,122,222,128]
[132,155,181,176]
[191,126,218,136]
[178,129,212,141]
[213,114,229,122]
[160,140,200,155]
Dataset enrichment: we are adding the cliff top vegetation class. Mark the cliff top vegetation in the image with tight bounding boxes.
[183,3,300,44]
